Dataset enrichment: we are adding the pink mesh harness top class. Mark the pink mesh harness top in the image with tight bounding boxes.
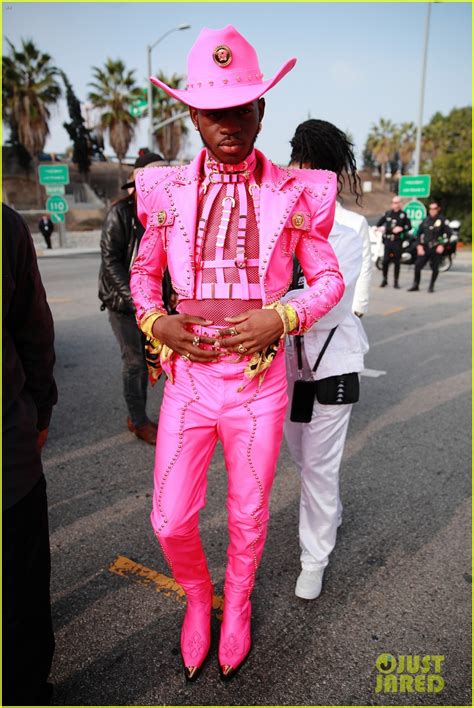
[178,150,262,326]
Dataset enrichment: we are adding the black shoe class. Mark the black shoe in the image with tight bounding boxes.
[394,282,400,289]
[428,285,434,293]
[380,279,388,288]
[407,285,419,292]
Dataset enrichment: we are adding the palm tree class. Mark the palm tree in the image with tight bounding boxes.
[366,118,397,189]
[396,122,417,175]
[88,59,142,185]
[2,38,61,158]
[152,73,189,161]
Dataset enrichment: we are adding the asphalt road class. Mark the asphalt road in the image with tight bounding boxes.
[37,251,471,707]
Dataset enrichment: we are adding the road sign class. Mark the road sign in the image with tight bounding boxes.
[45,184,65,196]
[38,164,70,185]
[50,213,65,223]
[399,175,431,198]
[46,195,69,214]
[130,99,148,117]
[403,199,427,233]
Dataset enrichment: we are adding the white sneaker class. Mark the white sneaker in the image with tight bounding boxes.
[295,568,324,600]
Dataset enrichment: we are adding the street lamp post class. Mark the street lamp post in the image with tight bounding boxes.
[147,23,191,151]
[413,3,432,175]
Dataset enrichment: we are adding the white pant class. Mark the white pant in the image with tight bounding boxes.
[284,348,353,570]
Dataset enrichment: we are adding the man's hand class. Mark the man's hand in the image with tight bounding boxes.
[37,428,49,451]
[218,309,284,355]
[152,315,219,362]
[392,226,403,234]
[416,245,425,256]
[435,245,444,254]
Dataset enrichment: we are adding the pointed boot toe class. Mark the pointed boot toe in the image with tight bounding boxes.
[219,643,252,681]
[218,597,252,681]
[184,663,204,682]
[181,587,213,682]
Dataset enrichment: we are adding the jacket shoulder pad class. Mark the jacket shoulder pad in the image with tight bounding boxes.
[136,164,180,198]
[290,167,337,200]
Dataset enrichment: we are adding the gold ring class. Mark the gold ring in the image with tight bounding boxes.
[229,327,238,336]
[182,353,191,361]
[192,335,200,346]
[237,343,248,354]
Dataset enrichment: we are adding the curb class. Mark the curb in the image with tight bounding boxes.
[36,247,101,258]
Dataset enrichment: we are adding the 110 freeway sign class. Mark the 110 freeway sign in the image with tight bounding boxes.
[403,199,426,233]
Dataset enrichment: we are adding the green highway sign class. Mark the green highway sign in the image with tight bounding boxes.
[130,99,148,117]
[38,164,70,185]
[45,184,65,196]
[399,174,431,198]
[403,199,427,233]
[46,195,69,214]
[50,213,65,223]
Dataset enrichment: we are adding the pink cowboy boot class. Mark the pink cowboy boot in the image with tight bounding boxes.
[181,582,213,681]
[218,588,252,681]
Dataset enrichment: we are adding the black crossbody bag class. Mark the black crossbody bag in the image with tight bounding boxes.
[290,328,360,423]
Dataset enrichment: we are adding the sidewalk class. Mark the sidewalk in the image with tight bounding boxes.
[34,230,101,257]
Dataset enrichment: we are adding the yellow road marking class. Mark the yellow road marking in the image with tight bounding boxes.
[48,297,73,303]
[109,555,224,617]
[382,306,405,316]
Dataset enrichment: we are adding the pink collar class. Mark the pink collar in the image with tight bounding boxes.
[204,150,257,182]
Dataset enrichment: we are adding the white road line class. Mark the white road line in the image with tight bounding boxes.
[360,368,387,378]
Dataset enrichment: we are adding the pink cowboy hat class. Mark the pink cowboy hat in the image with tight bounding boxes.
[150,25,297,110]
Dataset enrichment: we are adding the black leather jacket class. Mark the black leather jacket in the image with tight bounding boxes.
[98,196,144,314]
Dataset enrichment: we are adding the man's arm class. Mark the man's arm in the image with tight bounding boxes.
[3,206,57,432]
[100,204,135,309]
[402,214,412,233]
[352,216,373,316]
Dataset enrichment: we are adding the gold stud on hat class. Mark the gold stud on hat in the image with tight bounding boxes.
[213,45,232,67]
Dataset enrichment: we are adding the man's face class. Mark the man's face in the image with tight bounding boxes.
[189,99,265,164]
[391,197,402,212]
[428,203,440,217]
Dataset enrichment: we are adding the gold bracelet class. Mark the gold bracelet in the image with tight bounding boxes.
[284,304,299,333]
[263,301,299,337]
[140,311,168,343]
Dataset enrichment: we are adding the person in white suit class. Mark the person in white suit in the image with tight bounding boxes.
[284,119,372,600]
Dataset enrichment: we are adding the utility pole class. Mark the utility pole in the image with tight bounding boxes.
[413,2,432,175]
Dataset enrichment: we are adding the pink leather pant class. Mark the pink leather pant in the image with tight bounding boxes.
[151,348,288,598]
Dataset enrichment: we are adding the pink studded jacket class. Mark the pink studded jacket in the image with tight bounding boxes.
[130,148,344,334]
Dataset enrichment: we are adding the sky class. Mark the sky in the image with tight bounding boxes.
[2,2,472,165]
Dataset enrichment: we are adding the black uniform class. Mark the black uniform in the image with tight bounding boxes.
[412,214,452,290]
[38,217,54,250]
[3,205,58,705]
[376,209,412,285]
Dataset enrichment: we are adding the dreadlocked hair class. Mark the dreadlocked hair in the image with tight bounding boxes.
[290,119,363,206]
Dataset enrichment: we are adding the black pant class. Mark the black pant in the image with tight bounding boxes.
[40,230,52,249]
[414,246,442,287]
[382,240,402,281]
[108,310,149,427]
[3,476,55,706]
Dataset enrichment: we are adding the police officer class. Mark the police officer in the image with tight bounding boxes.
[408,200,452,293]
[376,196,412,288]
[38,214,54,250]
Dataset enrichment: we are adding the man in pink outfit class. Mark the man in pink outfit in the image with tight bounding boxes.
[130,25,344,682]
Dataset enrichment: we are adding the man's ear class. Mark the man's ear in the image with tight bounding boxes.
[189,106,199,129]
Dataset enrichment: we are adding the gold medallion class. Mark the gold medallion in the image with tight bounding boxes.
[213,45,232,67]
[292,212,305,229]
[157,210,167,226]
